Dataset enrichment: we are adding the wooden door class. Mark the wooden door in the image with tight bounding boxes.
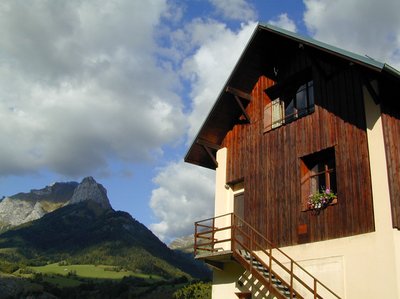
[234,192,245,248]
[234,192,245,220]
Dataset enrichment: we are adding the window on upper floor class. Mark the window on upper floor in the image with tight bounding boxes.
[264,69,315,132]
[300,147,337,212]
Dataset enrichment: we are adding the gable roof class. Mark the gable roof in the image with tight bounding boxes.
[260,24,400,78]
[185,23,400,170]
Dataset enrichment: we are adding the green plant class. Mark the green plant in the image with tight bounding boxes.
[172,282,211,299]
[307,188,336,214]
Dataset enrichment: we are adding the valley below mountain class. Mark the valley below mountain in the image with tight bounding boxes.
[0,177,209,298]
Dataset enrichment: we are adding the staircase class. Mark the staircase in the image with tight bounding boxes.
[194,213,341,299]
[236,249,299,298]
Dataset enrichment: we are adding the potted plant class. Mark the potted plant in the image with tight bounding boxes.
[307,188,337,215]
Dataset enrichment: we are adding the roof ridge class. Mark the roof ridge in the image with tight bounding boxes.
[258,23,391,73]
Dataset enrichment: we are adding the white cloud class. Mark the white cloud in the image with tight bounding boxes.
[149,20,256,240]
[150,160,215,241]
[0,0,187,176]
[209,0,257,21]
[268,13,297,32]
[303,0,400,68]
[181,20,257,140]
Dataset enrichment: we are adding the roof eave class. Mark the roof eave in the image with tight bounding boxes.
[383,63,400,80]
[184,23,262,170]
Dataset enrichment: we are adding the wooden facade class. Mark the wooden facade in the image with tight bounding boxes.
[222,50,375,247]
[185,24,400,248]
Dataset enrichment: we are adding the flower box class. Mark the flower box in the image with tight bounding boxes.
[306,188,337,215]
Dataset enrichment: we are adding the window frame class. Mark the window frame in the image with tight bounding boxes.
[300,147,337,212]
[283,80,315,122]
[264,69,315,132]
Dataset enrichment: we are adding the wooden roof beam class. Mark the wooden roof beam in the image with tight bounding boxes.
[196,139,219,168]
[226,86,252,101]
[196,139,221,150]
[202,145,218,168]
[226,86,251,124]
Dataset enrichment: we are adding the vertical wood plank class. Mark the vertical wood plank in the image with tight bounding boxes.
[221,53,375,247]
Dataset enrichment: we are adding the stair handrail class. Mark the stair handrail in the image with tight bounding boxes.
[232,213,341,299]
[233,225,304,298]
[194,213,341,298]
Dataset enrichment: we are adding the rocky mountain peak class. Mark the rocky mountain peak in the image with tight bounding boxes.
[169,235,195,253]
[69,176,112,209]
[10,181,78,202]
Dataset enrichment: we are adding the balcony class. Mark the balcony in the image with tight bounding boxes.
[194,213,341,299]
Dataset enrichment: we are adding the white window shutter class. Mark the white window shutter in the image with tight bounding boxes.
[263,102,272,132]
[264,98,284,132]
[271,98,284,129]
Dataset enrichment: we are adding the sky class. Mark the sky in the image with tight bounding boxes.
[1,0,400,242]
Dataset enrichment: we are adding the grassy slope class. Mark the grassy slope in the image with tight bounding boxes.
[29,263,162,280]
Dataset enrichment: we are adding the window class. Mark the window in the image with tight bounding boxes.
[283,80,314,122]
[264,69,315,132]
[300,147,337,211]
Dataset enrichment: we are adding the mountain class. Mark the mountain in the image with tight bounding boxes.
[0,201,208,279]
[0,178,209,279]
[0,177,111,230]
[0,181,78,231]
[169,235,195,253]
[69,176,111,209]
[9,181,78,202]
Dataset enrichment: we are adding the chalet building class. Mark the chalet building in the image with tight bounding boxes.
[185,23,400,299]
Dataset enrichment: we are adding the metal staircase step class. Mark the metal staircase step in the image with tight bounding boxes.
[237,249,296,298]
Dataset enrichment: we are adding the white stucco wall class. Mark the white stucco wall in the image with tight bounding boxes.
[213,148,233,252]
[212,262,245,299]
[215,148,232,217]
[394,230,400,296]
[212,148,250,298]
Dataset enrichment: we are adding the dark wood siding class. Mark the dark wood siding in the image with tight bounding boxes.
[381,102,400,229]
[222,53,375,247]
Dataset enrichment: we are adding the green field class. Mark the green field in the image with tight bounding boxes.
[29,263,162,280]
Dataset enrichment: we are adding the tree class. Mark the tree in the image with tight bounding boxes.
[172,282,211,299]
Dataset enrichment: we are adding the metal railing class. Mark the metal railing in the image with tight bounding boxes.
[194,213,341,299]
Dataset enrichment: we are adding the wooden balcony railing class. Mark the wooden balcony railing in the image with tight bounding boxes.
[194,213,341,299]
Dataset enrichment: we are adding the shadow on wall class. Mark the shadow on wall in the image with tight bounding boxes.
[237,270,274,299]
